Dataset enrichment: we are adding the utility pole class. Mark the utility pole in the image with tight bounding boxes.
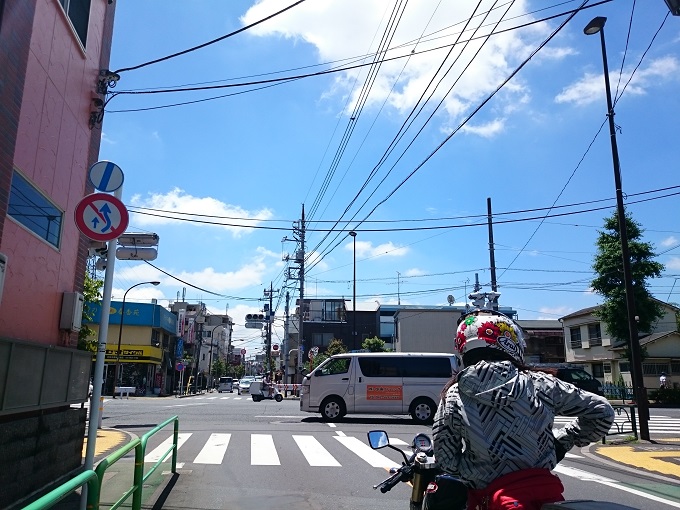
[283,291,290,387]
[297,205,305,383]
[487,198,498,293]
[265,282,275,379]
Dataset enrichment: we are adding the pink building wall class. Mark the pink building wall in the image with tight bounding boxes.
[0,0,108,344]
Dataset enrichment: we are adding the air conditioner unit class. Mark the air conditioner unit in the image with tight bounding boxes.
[60,292,84,331]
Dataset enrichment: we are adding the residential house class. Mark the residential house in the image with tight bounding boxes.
[560,301,680,389]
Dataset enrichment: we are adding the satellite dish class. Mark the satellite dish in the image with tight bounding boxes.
[447,295,455,305]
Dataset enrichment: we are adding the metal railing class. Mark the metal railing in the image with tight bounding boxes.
[22,415,179,510]
[602,404,638,443]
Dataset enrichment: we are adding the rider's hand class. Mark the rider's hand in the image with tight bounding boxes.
[554,438,568,463]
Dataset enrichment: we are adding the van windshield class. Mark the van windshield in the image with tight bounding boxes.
[315,357,351,376]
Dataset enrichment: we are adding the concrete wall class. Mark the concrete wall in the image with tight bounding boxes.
[0,406,86,509]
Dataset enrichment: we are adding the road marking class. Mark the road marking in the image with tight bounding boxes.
[597,445,680,477]
[335,431,346,437]
[554,465,680,508]
[293,435,341,466]
[334,436,399,469]
[145,433,192,463]
[327,423,337,428]
[193,433,231,464]
[251,434,280,465]
[221,397,230,399]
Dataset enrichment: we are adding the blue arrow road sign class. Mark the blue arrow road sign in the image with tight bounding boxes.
[88,161,124,192]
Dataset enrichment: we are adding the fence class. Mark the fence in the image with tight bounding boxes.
[602,404,638,443]
[602,382,635,401]
[22,415,180,510]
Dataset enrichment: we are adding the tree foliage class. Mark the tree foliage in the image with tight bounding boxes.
[591,211,664,357]
[78,273,103,352]
[362,336,389,352]
[306,338,348,371]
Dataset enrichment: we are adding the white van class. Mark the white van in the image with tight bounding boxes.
[299,352,459,424]
[217,376,233,393]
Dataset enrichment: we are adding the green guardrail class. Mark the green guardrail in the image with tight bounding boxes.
[21,470,99,510]
[22,415,179,510]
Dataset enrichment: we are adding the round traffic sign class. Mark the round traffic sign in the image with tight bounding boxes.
[88,161,124,192]
[74,193,129,242]
[175,362,185,371]
[241,348,247,355]
[272,344,279,351]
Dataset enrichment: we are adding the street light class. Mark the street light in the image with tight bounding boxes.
[584,16,650,440]
[112,280,160,398]
[349,231,357,347]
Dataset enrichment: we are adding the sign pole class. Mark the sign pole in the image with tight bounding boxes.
[82,185,121,507]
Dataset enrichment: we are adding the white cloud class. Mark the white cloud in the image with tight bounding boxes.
[555,56,680,106]
[128,188,274,236]
[404,268,425,277]
[661,236,678,247]
[242,0,541,133]
[347,239,409,258]
[666,257,680,270]
[537,305,572,319]
[460,118,505,138]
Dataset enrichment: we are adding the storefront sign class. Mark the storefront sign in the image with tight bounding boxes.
[105,344,162,364]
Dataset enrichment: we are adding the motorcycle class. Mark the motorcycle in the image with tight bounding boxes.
[368,430,641,510]
[249,380,283,402]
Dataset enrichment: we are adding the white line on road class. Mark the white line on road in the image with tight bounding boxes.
[193,433,231,464]
[251,434,280,465]
[554,465,680,508]
[334,436,399,469]
[293,435,341,466]
[145,433,192,463]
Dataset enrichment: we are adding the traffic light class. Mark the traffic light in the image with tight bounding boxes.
[245,314,264,329]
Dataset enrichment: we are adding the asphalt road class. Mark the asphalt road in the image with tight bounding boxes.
[96,395,680,510]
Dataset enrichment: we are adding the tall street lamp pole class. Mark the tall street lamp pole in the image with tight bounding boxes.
[112,281,160,398]
[349,231,357,348]
[584,16,650,440]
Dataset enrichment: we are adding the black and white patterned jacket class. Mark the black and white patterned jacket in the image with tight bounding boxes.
[433,360,614,489]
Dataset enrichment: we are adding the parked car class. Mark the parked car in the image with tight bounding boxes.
[238,376,255,395]
[531,364,603,396]
[217,376,234,393]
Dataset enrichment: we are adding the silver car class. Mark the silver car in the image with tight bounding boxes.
[238,376,255,395]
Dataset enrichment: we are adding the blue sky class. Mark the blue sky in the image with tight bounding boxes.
[97,0,680,354]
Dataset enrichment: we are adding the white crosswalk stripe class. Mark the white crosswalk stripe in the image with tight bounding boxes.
[251,434,280,465]
[293,435,341,467]
[553,416,680,435]
[193,433,230,464]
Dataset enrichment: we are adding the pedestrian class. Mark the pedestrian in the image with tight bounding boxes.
[433,309,615,510]
[659,372,668,390]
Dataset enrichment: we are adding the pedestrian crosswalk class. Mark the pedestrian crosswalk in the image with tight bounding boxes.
[144,431,404,469]
[553,415,680,435]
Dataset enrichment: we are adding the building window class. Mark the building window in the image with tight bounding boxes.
[312,332,334,348]
[643,362,669,376]
[58,0,91,47]
[587,323,602,347]
[592,363,604,378]
[569,327,582,349]
[8,171,62,248]
[603,362,611,374]
[619,362,630,373]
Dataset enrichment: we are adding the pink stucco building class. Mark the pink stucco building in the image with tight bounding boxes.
[0,1,115,506]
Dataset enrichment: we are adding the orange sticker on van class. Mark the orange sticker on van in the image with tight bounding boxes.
[367,385,403,400]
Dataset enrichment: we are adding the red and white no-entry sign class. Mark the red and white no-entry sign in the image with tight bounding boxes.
[74,193,129,242]
[241,348,247,355]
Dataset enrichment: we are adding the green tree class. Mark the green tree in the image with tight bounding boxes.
[362,336,388,352]
[78,273,103,352]
[591,211,664,360]
[306,339,348,372]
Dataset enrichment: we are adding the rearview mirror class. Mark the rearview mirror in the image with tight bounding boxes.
[367,430,389,449]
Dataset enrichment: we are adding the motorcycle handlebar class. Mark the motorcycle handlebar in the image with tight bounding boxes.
[375,466,409,493]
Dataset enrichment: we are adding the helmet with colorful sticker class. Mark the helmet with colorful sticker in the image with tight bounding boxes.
[454,309,526,366]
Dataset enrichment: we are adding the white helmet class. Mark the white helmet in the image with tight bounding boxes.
[454,310,526,365]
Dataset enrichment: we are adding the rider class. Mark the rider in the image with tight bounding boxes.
[433,309,615,510]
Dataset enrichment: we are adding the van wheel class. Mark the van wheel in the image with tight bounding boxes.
[411,398,436,425]
[320,397,345,422]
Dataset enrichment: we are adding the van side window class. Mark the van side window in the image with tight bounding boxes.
[320,358,351,375]
[358,357,453,378]
[402,358,452,378]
